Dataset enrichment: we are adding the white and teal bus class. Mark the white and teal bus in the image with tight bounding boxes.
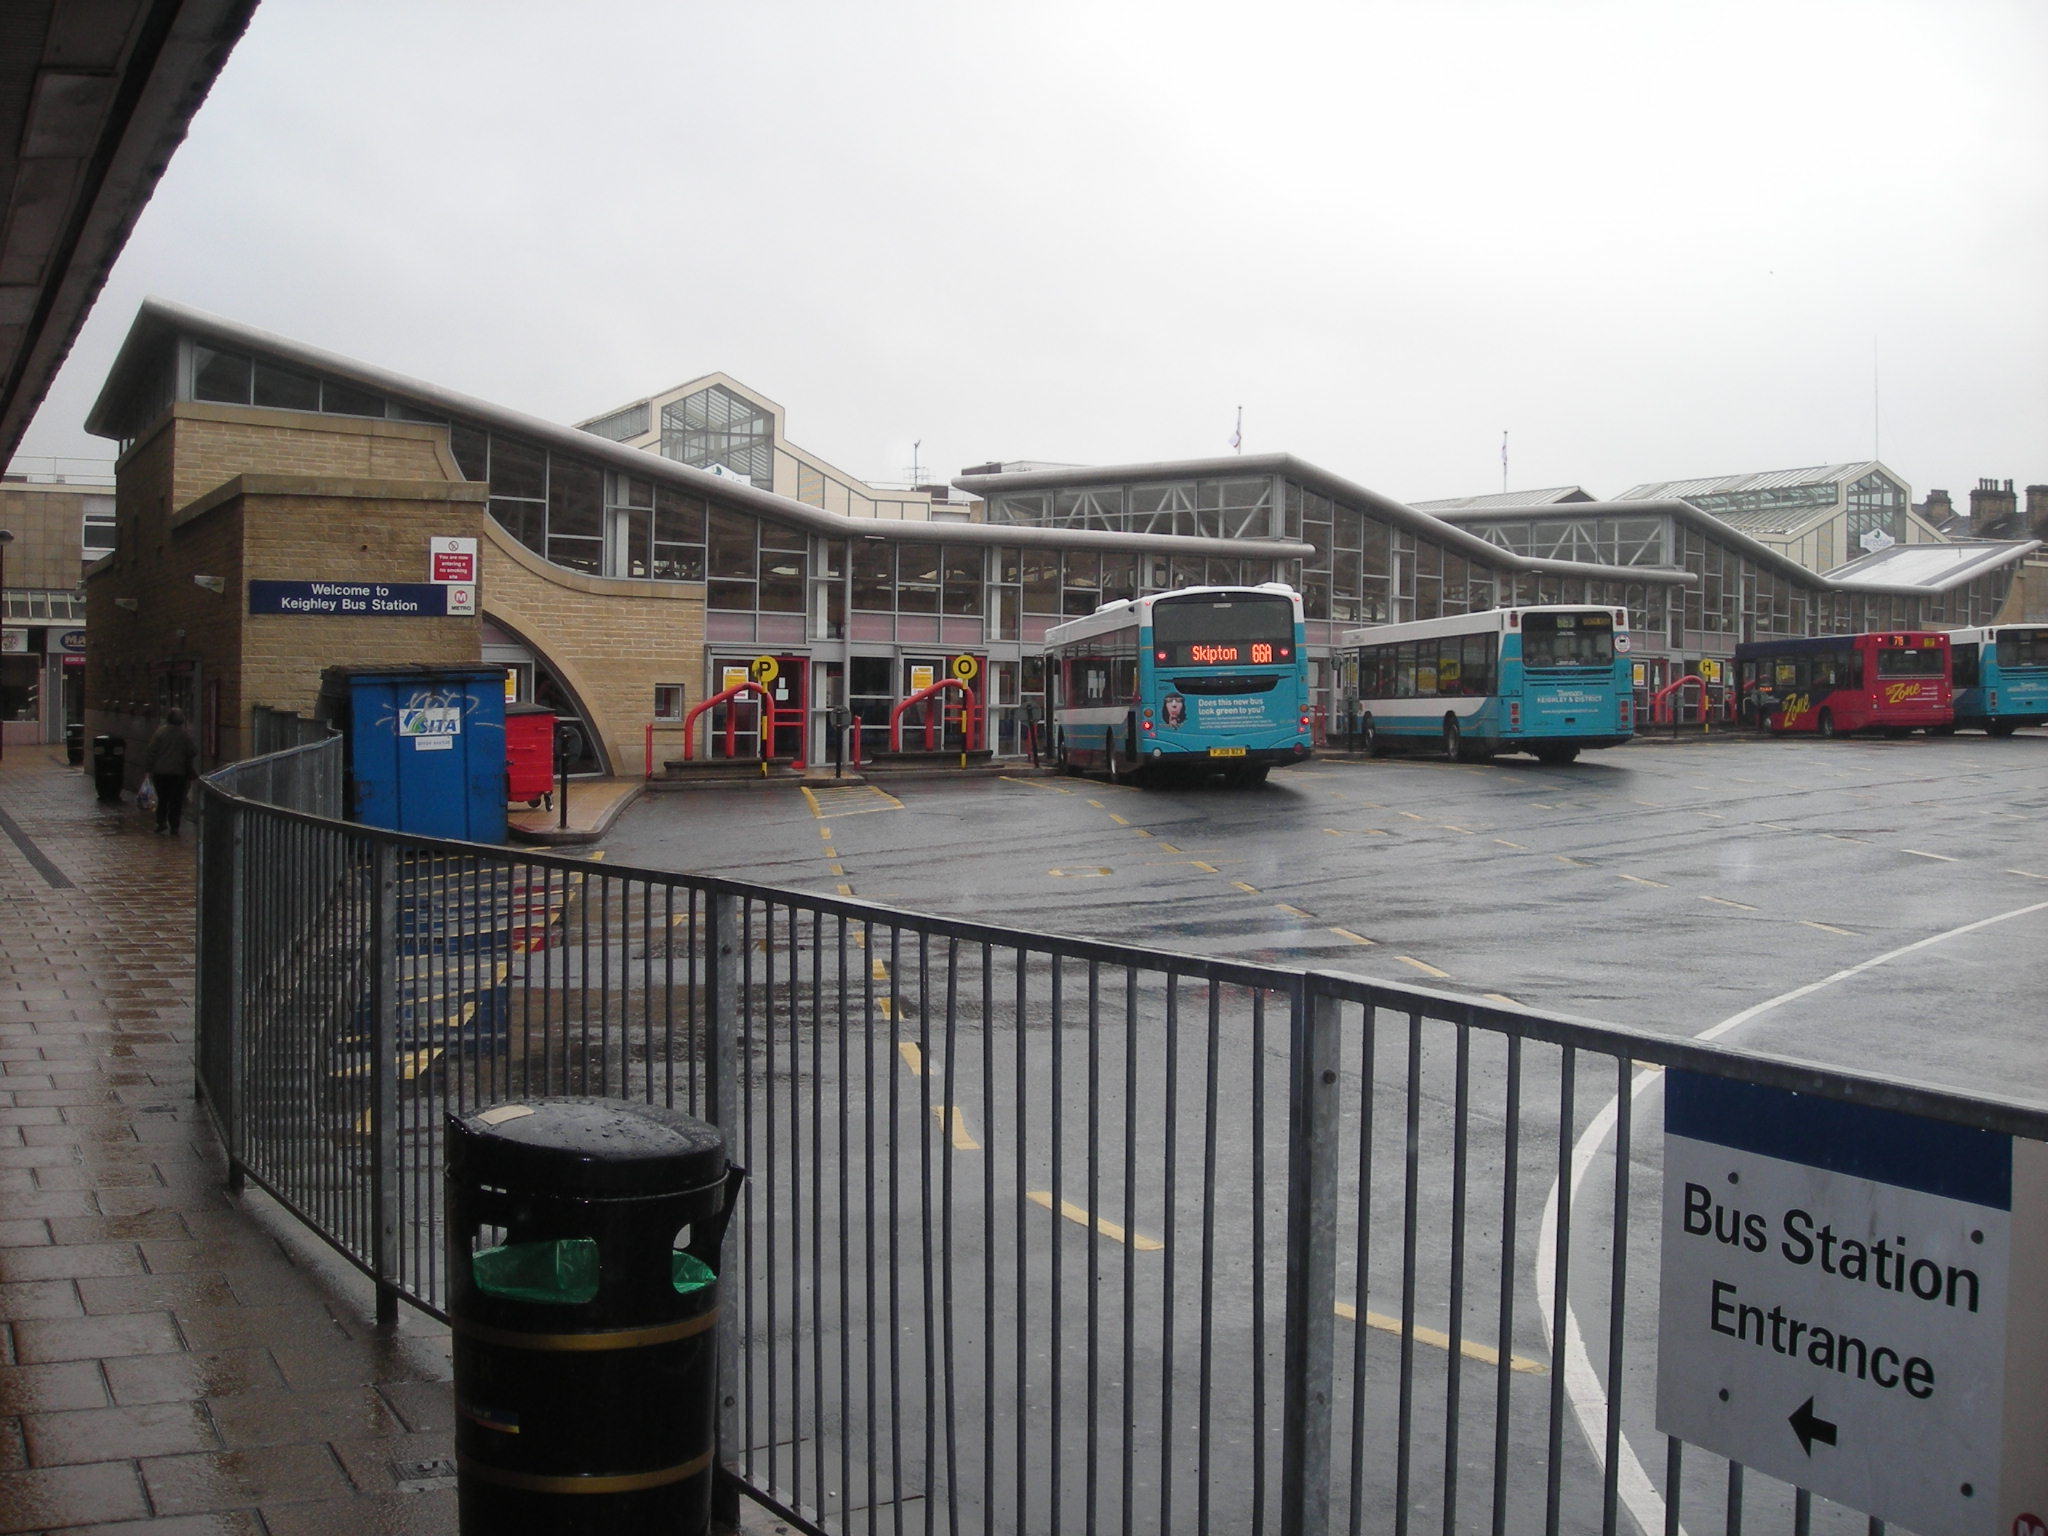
[1946,625,2048,736]
[1045,584,1313,785]
[1340,605,1634,763]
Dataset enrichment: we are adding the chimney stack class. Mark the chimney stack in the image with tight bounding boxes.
[1971,477,2019,538]
[2027,484,2048,542]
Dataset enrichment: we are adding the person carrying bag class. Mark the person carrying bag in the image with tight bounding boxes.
[141,708,199,835]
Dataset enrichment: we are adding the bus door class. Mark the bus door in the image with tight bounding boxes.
[903,653,984,749]
[709,655,807,761]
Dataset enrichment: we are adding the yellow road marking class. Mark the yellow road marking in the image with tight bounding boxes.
[898,1041,921,1074]
[1397,956,1449,978]
[1232,881,1260,894]
[1553,856,1588,867]
[802,784,904,818]
[1335,1301,1546,1374]
[1134,828,1154,838]
[1274,904,1313,919]
[1048,867,1113,878]
[1088,799,1105,808]
[877,996,895,1020]
[1004,777,1075,794]
[872,959,889,981]
[1903,849,1957,862]
[828,863,844,876]
[1329,928,1375,946]
[1618,874,1667,888]
[836,883,853,897]
[1700,896,1757,910]
[934,1106,980,1150]
[1191,861,1219,873]
[1399,811,1426,822]
[1494,839,1528,850]
[819,826,832,839]
[1443,825,1475,835]
[1802,921,1860,936]
[1157,842,1181,854]
[1108,814,1129,826]
[1027,1191,1163,1250]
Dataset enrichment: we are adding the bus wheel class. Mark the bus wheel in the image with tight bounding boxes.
[1057,733,1082,776]
[1988,722,2018,738]
[1363,714,1388,758]
[1443,716,1465,761]
[1534,745,1580,765]
[1816,710,1837,739]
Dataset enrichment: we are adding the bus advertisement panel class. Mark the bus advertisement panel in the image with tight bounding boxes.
[1340,606,1633,764]
[1045,584,1312,785]
[1732,631,1952,738]
[1947,625,2048,736]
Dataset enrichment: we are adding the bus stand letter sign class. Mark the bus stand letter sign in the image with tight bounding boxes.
[749,655,779,686]
[1656,1069,2048,1534]
[951,654,979,683]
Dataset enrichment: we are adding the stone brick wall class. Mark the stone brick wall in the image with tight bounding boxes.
[479,518,705,774]
[88,402,713,775]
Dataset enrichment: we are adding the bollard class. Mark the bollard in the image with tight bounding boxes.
[446,1097,742,1535]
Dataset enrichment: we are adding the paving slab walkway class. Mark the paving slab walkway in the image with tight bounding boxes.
[0,748,799,1536]
[0,745,463,1534]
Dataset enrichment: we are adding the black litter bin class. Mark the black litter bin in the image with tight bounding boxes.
[91,734,125,802]
[65,722,84,766]
[446,1097,742,1536]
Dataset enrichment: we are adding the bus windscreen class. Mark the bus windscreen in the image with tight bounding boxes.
[1151,595,1296,668]
[1520,611,1616,667]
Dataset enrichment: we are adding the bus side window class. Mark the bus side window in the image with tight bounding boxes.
[1952,643,1979,688]
[1114,658,1138,701]
[1464,634,1495,695]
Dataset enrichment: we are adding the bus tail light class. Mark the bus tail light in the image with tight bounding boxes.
[1620,698,1633,728]
[1508,702,1521,732]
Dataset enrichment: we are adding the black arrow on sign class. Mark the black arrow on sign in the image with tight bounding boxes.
[1789,1397,1838,1456]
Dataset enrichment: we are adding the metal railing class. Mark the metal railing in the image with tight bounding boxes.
[192,762,2048,1536]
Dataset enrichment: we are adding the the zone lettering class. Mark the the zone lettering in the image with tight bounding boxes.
[1681,1183,1980,1311]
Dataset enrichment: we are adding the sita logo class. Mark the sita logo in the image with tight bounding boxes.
[2014,1514,2046,1536]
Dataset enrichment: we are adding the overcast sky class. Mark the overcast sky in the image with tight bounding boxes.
[17,0,2047,507]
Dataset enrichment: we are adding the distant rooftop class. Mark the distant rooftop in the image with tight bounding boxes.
[1824,540,2040,590]
[1410,487,1597,512]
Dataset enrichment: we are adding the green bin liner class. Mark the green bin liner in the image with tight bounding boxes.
[473,1237,600,1304]
[671,1251,715,1294]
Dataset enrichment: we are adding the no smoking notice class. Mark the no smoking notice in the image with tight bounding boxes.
[1657,1071,2048,1535]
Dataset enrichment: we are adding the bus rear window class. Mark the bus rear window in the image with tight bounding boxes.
[1996,629,2048,668]
[1520,612,1615,668]
[1876,646,1944,679]
[1151,594,1295,667]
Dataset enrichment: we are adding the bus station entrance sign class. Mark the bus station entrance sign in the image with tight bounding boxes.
[1658,1070,2048,1534]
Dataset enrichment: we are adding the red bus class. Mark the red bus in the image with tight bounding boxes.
[1732,631,1952,738]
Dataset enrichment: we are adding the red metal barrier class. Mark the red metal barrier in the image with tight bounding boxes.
[888,680,983,752]
[1650,673,1704,726]
[682,681,780,761]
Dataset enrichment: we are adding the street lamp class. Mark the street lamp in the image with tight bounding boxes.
[0,528,13,762]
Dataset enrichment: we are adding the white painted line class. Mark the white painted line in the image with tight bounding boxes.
[1617,874,1667,888]
[1698,895,1757,911]
[1540,897,2048,1536]
[1801,920,1859,936]
[1902,848,1956,861]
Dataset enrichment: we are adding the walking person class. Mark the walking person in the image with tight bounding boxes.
[143,707,199,835]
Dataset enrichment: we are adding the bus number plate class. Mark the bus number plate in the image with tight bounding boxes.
[1208,746,1247,757]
